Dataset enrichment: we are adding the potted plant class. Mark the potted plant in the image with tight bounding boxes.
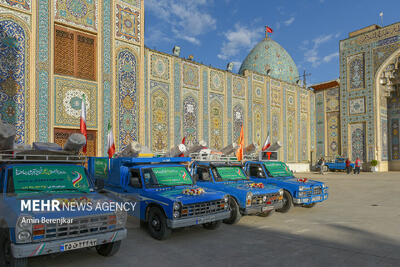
[370,160,378,172]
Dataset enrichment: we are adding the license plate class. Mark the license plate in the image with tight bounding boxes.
[312,196,321,201]
[61,239,97,252]
[262,206,273,212]
[196,215,216,225]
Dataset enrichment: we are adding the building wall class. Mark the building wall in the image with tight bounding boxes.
[339,22,400,165]
[0,0,312,163]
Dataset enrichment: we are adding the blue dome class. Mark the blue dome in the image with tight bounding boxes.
[239,38,299,84]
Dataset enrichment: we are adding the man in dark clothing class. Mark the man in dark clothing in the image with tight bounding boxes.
[345,158,351,174]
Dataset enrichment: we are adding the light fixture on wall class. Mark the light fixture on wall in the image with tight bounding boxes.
[172,46,181,57]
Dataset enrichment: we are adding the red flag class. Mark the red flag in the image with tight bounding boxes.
[107,121,115,158]
[266,26,273,33]
[262,134,271,151]
[236,125,244,161]
[181,136,186,145]
[80,95,87,154]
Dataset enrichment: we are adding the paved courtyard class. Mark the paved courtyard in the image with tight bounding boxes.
[30,171,400,267]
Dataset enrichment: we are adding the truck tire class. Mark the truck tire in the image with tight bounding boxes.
[96,240,121,257]
[202,220,222,230]
[276,190,292,213]
[0,229,28,267]
[148,207,171,240]
[223,197,241,225]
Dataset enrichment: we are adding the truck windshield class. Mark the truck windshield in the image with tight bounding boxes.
[263,162,293,177]
[143,166,193,187]
[214,166,247,181]
[10,165,91,194]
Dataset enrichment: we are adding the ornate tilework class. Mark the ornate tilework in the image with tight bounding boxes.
[349,97,365,114]
[350,123,366,161]
[120,0,139,9]
[55,0,97,31]
[0,0,30,11]
[227,74,232,144]
[316,92,325,158]
[300,113,308,161]
[310,94,315,151]
[233,103,244,143]
[232,76,245,98]
[271,86,281,107]
[102,0,112,155]
[239,39,299,84]
[0,19,29,144]
[373,42,400,74]
[182,62,199,89]
[381,117,388,160]
[144,50,148,146]
[253,104,263,147]
[300,94,309,113]
[325,87,339,112]
[209,99,223,150]
[116,3,140,43]
[174,60,181,145]
[150,81,169,152]
[348,53,365,90]
[271,107,280,143]
[252,74,264,82]
[327,112,340,158]
[150,54,169,80]
[117,49,138,150]
[253,82,263,101]
[0,6,30,25]
[286,92,296,109]
[210,70,224,92]
[247,76,252,144]
[182,93,198,146]
[54,76,97,128]
[287,109,296,162]
[391,118,399,160]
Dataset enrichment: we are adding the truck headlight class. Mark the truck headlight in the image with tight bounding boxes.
[173,211,180,218]
[17,231,31,242]
[173,202,181,211]
[16,215,32,243]
[115,210,127,227]
[299,186,310,191]
[224,195,229,203]
[246,192,253,207]
[262,195,267,202]
[279,189,284,196]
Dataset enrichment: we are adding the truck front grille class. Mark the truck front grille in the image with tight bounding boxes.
[252,192,281,206]
[181,199,226,217]
[313,186,322,195]
[32,214,115,242]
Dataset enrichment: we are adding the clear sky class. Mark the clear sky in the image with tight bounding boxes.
[144,0,399,85]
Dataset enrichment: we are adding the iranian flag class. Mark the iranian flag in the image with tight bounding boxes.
[262,133,271,151]
[107,121,115,158]
[80,95,87,154]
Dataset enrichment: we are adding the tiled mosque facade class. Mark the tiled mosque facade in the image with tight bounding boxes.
[0,0,399,170]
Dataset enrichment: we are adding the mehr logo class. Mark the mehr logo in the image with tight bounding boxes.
[72,171,83,188]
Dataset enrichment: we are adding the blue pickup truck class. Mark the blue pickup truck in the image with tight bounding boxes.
[190,160,283,224]
[325,157,354,172]
[244,160,328,212]
[0,152,127,267]
[88,157,230,240]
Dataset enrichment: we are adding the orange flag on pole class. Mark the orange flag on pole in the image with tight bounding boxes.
[236,125,244,161]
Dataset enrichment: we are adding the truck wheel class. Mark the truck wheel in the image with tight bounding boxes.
[302,203,316,208]
[223,197,241,225]
[148,207,171,240]
[96,240,121,257]
[0,229,27,267]
[203,220,222,230]
[276,190,292,213]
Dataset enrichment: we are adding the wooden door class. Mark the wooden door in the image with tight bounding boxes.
[54,128,97,157]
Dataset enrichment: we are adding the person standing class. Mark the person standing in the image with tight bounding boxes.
[354,157,361,174]
[320,157,325,175]
[345,158,351,174]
